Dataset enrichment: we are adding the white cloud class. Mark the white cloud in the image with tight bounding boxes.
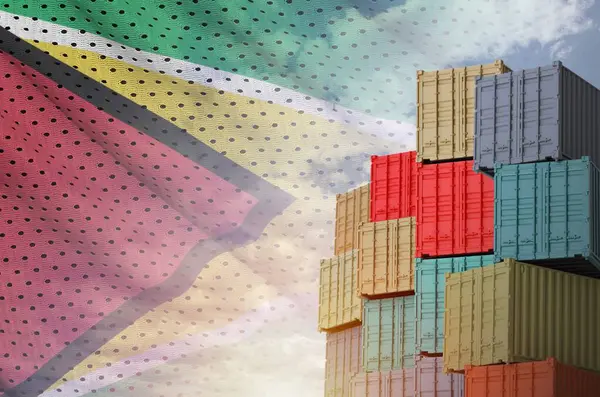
[331,0,595,120]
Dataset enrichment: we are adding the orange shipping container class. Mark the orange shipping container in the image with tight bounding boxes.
[335,184,370,255]
[358,218,416,297]
[465,358,600,397]
[325,326,362,397]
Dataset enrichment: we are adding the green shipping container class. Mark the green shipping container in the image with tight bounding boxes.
[444,259,600,374]
[362,296,416,372]
[494,157,600,278]
[415,255,495,354]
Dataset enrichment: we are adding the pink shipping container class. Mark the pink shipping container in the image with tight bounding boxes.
[325,326,362,397]
[415,355,464,397]
[350,369,413,397]
[350,355,464,397]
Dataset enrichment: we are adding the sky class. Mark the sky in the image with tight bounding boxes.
[301,0,600,395]
[217,1,600,396]
[112,1,600,395]
[0,0,598,396]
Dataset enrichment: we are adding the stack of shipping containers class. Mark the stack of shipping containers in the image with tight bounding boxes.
[443,61,600,396]
[319,185,369,397]
[319,59,600,397]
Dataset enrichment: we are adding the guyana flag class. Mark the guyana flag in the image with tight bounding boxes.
[0,1,422,395]
[1,0,590,395]
[0,0,591,396]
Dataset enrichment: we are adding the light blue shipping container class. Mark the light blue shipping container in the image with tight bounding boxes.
[362,296,415,372]
[494,157,600,278]
[415,255,495,354]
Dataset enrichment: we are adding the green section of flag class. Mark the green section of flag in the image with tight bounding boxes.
[5,0,413,118]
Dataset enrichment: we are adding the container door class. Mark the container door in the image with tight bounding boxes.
[494,164,537,260]
[512,70,526,164]
[319,259,331,329]
[433,260,455,354]
[330,258,340,327]
[417,69,455,162]
[378,299,395,371]
[363,301,383,372]
[350,372,385,397]
[324,333,339,397]
[443,271,476,373]
[397,296,416,369]
[358,185,370,225]
[416,259,452,354]
[334,331,347,397]
[349,373,367,397]
[395,218,415,293]
[546,159,590,259]
[416,355,454,397]
[478,264,511,367]
[389,369,414,397]
[475,73,513,173]
[523,65,561,163]
[463,161,494,254]
[373,222,390,295]
[349,326,362,375]
[343,192,357,254]
[359,223,376,296]
[341,252,356,324]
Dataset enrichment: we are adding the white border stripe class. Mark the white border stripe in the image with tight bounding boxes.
[0,11,413,141]
[39,297,295,396]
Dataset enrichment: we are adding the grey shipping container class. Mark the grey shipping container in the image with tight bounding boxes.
[474,61,600,176]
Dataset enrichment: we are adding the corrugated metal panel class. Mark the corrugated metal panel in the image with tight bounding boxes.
[335,184,370,256]
[474,61,600,176]
[443,259,600,374]
[319,250,363,331]
[415,255,495,354]
[350,372,387,397]
[358,218,416,297]
[415,355,464,397]
[363,296,416,372]
[494,158,600,278]
[350,370,414,397]
[370,151,418,222]
[350,356,464,397]
[325,326,363,397]
[465,358,600,397]
[389,370,415,397]
[417,160,494,258]
[416,60,510,163]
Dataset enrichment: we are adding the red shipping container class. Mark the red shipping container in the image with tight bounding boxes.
[370,151,418,222]
[465,358,600,397]
[416,160,493,258]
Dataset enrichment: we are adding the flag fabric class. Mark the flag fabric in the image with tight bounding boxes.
[0,0,590,396]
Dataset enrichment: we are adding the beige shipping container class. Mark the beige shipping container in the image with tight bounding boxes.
[358,218,415,297]
[416,60,511,163]
[335,184,370,256]
[319,250,363,331]
[443,259,600,374]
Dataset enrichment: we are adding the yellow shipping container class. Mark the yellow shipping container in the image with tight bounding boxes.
[335,184,370,256]
[443,259,600,374]
[416,60,511,163]
[358,218,415,297]
[319,250,362,331]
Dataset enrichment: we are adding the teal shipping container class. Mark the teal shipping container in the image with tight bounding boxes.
[415,255,495,354]
[494,157,600,278]
[362,296,416,372]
